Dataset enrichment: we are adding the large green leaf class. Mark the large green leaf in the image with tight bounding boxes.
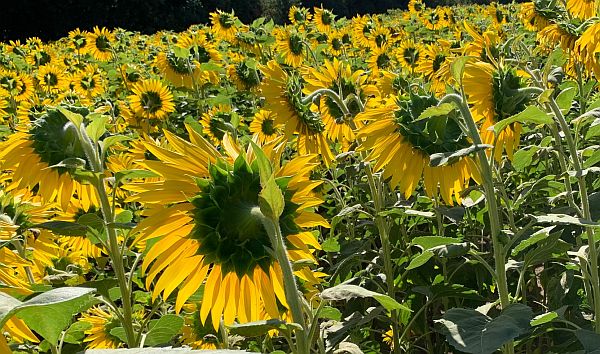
[436,304,533,354]
[228,319,301,337]
[493,105,552,134]
[143,314,184,346]
[321,284,411,312]
[0,287,95,346]
[575,329,600,354]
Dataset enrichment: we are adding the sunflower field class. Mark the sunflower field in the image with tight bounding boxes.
[1,0,600,353]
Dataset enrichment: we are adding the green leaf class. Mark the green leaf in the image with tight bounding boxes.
[512,226,555,256]
[532,214,600,228]
[109,327,128,344]
[575,329,600,353]
[115,210,133,224]
[101,135,132,154]
[80,278,119,301]
[411,236,462,250]
[259,176,285,220]
[320,284,411,313]
[429,144,492,167]
[417,103,455,121]
[172,46,190,59]
[0,287,96,346]
[555,87,577,115]
[406,250,434,270]
[322,237,341,252]
[436,304,533,354]
[512,147,538,172]
[430,242,470,258]
[114,169,159,185]
[247,139,272,187]
[530,312,558,326]
[47,157,87,170]
[36,221,89,236]
[451,56,474,85]
[144,314,184,346]
[62,320,92,344]
[77,213,105,231]
[85,114,109,143]
[228,319,300,337]
[493,105,552,135]
[58,107,84,127]
[319,306,342,321]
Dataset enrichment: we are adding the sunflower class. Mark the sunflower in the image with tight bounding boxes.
[566,0,595,19]
[199,104,238,146]
[128,79,175,121]
[289,5,312,27]
[357,94,480,205]
[260,60,335,166]
[181,303,219,349]
[368,26,392,49]
[5,40,26,57]
[79,307,122,349]
[1,72,35,103]
[37,64,68,94]
[463,61,532,161]
[275,28,305,67]
[304,58,378,148]
[422,9,449,31]
[519,2,550,32]
[537,23,578,52]
[155,50,198,89]
[74,64,105,99]
[227,59,262,91]
[26,46,56,67]
[408,0,426,14]
[574,23,600,77]
[396,40,424,72]
[55,200,106,259]
[326,30,347,56]
[210,10,239,42]
[416,41,453,94]
[366,46,396,77]
[249,110,282,144]
[175,32,222,85]
[68,28,88,53]
[125,126,326,331]
[85,27,114,62]
[352,15,376,48]
[461,21,502,62]
[313,7,336,33]
[0,107,100,210]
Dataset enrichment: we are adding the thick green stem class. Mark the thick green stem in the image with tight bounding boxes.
[440,94,513,353]
[257,210,308,354]
[365,163,401,353]
[73,122,137,346]
[96,178,137,346]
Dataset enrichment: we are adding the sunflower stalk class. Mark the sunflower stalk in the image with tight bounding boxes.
[253,206,309,354]
[301,88,350,118]
[439,93,514,354]
[66,121,138,346]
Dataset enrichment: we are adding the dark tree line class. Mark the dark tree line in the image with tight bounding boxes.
[0,0,513,42]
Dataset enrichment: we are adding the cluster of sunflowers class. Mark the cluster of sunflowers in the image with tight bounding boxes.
[1,0,600,352]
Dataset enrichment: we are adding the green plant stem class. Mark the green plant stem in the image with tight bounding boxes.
[364,163,401,354]
[440,94,513,353]
[258,211,308,354]
[73,121,137,346]
[545,96,600,333]
[301,88,350,117]
[97,178,137,346]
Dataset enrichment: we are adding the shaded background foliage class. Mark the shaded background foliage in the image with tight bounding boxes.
[1,0,514,42]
